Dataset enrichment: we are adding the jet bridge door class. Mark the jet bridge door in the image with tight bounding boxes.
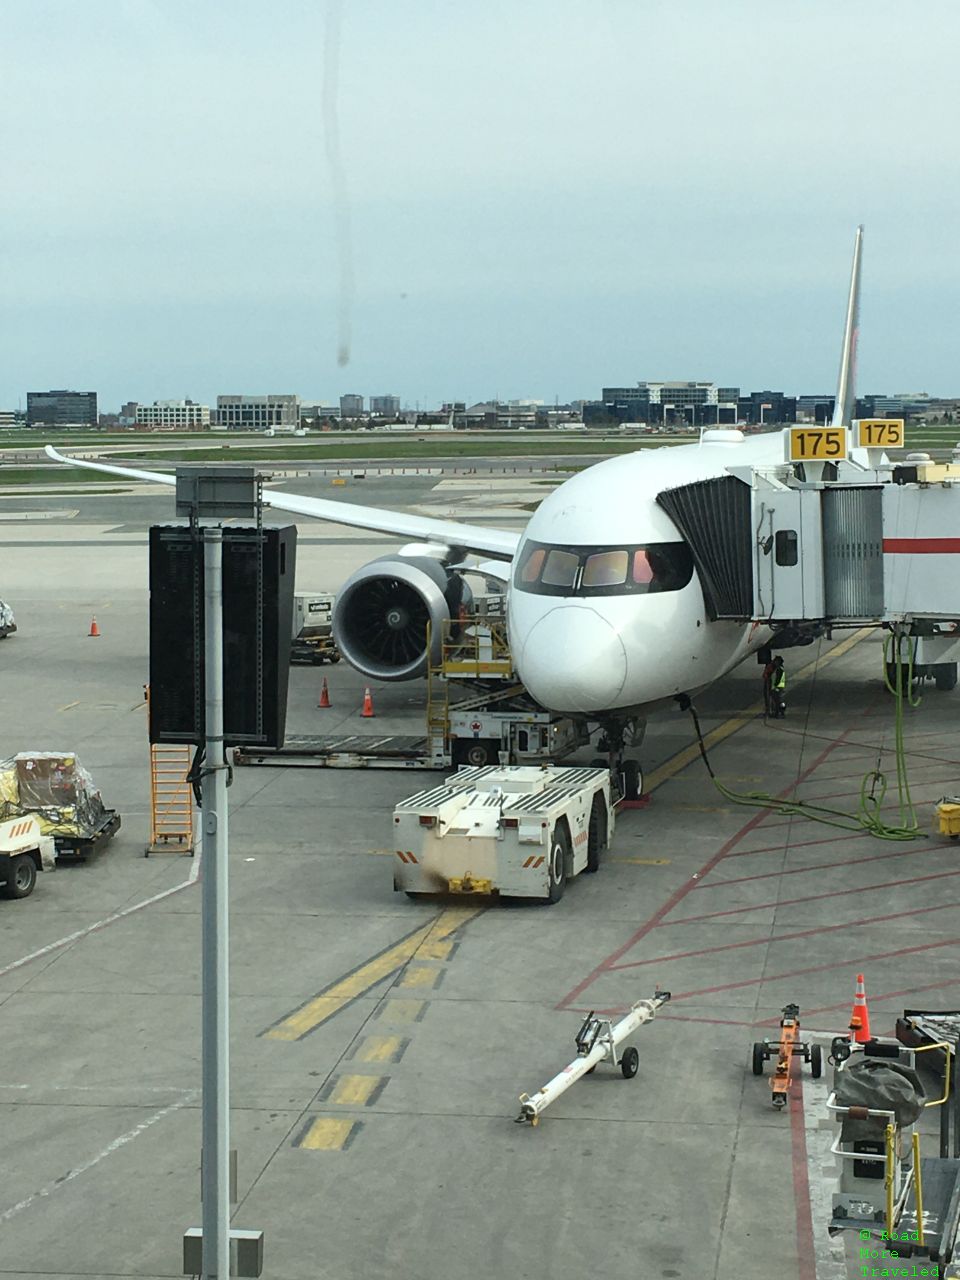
[751,485,825,624]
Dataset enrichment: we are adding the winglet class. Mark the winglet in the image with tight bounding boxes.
[832,225,863,428]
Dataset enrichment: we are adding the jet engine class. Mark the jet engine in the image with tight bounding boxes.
[333,553,472,681]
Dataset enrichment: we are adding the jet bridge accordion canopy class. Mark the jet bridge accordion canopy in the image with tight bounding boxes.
[656,476,753,621]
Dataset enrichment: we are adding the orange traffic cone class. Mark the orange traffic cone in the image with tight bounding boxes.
[360,686,375,718]
[318,677,331,709]
[849,972,872,1043]
[89,616,100,637]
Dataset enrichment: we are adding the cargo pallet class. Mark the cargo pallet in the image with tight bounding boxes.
[54,810,122,862]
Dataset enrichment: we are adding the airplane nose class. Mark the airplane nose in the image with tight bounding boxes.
[517,607,628,713]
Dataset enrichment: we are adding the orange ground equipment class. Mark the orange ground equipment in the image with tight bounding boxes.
[752,1003,823,1109]
[360,687,375,718]
[318,677,331,709]
[849,972,872,1044]
[88,616,100,637]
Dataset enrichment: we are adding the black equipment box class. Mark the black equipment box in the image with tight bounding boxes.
[148,525,296,747]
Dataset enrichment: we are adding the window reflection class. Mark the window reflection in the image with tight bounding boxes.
[514,540,694,597]
[582,550,629,587]
[541,549,580,587]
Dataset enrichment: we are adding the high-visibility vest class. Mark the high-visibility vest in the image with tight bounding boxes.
[772,668,786,690]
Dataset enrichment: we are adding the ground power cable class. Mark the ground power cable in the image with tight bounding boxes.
[686,637,924,841]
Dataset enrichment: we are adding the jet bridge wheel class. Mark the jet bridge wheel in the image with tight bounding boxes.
[545,822,571,905]
[935,663,958,692]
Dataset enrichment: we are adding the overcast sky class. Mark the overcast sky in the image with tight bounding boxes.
[2,0,957,411]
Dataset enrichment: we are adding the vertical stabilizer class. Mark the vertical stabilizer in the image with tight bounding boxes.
[832,225,864,427]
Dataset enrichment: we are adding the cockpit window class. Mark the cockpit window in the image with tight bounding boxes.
[582,550,629,587]
[541,549,579,588]
[515,540,694,597]
[520,547,546,583]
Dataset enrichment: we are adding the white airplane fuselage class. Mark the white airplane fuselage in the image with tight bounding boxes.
[506,431,786,718]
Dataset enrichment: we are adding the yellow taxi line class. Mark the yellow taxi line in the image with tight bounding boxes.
[262,906,481,1042]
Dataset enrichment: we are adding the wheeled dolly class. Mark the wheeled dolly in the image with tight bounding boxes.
[752,1003,822,1108]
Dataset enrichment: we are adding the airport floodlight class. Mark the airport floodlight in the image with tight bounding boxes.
[176,467,258,520]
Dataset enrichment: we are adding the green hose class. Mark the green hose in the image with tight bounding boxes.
[689,635,924,842]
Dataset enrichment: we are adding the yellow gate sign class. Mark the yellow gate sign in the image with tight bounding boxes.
[788,427,848,462]
[855,418,904,449]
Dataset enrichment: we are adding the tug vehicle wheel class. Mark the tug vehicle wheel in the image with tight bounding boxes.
[546,823,570,904]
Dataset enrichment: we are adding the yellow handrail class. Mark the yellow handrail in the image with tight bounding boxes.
[913,1041,953,1108]
[885,1122,896,1236]
[912,1131,925,1249]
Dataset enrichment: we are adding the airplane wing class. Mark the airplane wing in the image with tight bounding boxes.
[44,446,521,560]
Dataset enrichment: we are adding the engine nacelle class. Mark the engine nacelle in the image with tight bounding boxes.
[333,556,472,681]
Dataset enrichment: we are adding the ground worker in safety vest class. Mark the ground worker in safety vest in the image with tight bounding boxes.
[763,655,786,718]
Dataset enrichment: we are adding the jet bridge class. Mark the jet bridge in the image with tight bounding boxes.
[661,426,960,665]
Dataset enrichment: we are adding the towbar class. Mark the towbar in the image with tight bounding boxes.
[516,990,670,1126]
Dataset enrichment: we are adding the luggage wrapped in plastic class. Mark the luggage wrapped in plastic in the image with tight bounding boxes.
[836,1056,925,1143]
[0,753,108,838]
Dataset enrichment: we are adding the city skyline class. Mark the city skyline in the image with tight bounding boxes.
[2,3,957,408]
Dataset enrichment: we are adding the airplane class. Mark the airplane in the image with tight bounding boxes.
[46,227,867,799]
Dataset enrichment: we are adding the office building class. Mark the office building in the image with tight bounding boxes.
[594,381,739,427]
[136,399,210,429]
[496,399,543,430]
[369,394,400,417]
[737,391,797,426]
[26,390,98,428]
[217,394,300,430]
[339,394,364,418]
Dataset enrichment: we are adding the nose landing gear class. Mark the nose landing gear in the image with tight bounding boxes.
[596,719,645,803]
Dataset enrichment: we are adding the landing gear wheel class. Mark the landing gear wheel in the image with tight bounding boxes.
[1,854,36,899]
[620,1046,639,1079]
[810,1044,823,1078]
[752,1043,766,1076]
[586,792,608,873]
[546,823,570,905]
[620,759,642,802]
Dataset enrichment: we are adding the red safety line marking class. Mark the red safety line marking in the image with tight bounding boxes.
[884,537,960,553]
[407,853,418,864]
[666,936,959,1002]
[396,851,408,863]
[759,974,960,1026]
[696,844,931,889]
[556,723,853,1009]
[725,831,866,860]
[659,867,960,928]
[608,899,960,972]
[790,1087,815,1270]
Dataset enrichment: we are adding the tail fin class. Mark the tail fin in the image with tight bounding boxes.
[832,225,864,427]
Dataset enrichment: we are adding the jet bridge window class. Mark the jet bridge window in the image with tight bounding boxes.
[515,540,694,597]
